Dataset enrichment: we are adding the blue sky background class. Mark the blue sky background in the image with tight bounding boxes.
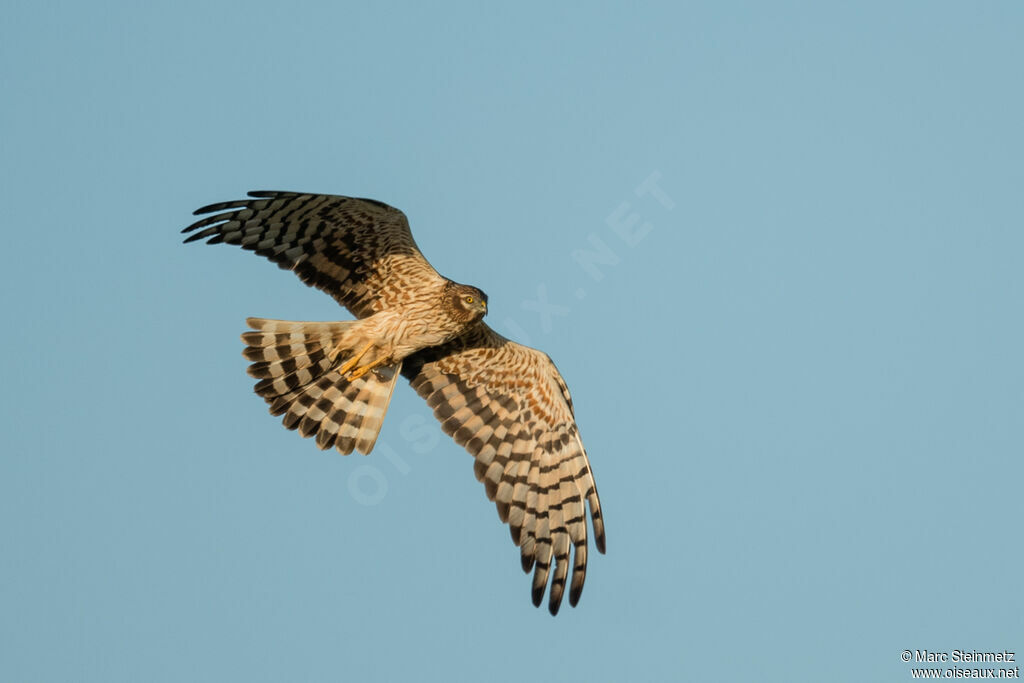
[2,2,1022,681]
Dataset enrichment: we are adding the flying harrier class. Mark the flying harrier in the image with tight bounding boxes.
[183,191,605,614]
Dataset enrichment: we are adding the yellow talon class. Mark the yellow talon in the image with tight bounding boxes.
[347,356,390,381]
[333,340,373,372]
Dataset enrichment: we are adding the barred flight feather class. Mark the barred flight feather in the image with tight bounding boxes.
[184,192,444,319]
[403,323,606,615]
[185,191,605,615]
[243,318,400,455]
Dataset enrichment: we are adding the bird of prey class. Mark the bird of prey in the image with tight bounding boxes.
[183,191,605,614]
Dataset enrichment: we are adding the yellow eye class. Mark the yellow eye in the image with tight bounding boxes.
[464,296,474,304]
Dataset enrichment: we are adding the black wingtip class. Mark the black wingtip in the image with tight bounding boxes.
[191,202,225,216]
[531,584,544,608]
[181,231,224,245]
[548,600,561,616]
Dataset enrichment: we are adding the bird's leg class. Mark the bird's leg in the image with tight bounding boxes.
[334,341,373,373]
[346,356,391,381]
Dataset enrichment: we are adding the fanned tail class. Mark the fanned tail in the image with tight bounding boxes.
[242,317,400,454]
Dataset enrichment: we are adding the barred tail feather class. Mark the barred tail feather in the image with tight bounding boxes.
[242,317,400,455]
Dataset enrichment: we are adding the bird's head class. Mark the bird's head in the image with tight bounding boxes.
[447,282,488,323]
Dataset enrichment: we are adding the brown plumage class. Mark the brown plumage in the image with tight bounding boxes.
[183,190,605,615]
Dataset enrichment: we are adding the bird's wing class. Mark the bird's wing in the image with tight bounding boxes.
[183,191,442,318]
[402,323,606,615]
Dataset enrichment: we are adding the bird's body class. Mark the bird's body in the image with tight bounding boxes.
[183,191,604,614]
[339,280,489,366]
